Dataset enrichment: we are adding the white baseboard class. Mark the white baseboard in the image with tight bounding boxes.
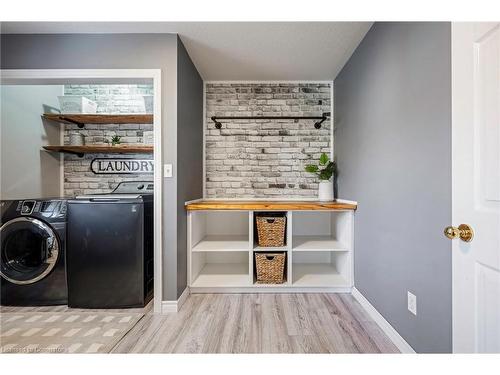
[190,286,352,293]
[161,287,190,313]
[352,287,416,353]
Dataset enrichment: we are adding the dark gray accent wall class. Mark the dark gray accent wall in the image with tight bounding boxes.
[0,33,204,301]
[176,38,203,298]
[334,22,452,353]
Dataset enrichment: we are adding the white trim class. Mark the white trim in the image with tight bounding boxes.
[0,69,158,83]
[202,80,207,198]
[352,287,416,353]
[187,211,193,287]
[0,69,163,314]
[58,85,65,196]
[191,286,352,294]
[161,287,190,313]
[330,83,335,160]
[151,70,163,314]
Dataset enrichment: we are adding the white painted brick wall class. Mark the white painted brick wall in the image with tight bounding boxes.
[63,84,154,197]
[205,83,332,198]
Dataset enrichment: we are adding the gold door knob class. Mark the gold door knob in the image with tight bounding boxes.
[444,224,474,242]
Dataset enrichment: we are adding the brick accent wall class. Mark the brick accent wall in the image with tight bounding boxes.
[63,84,154,197]
[205,83,332,198]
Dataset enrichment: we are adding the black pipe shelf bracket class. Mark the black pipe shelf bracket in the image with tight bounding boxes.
[211,112,330,130]
[60,116,85,128]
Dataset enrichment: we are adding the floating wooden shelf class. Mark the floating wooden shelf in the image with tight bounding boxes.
[43,145,153,157]
[43,113,153,128]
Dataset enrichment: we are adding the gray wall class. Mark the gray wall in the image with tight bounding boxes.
[0,33,203,301]
[175,39,203,298]
[1,85,63,199]
[335,22,452,353]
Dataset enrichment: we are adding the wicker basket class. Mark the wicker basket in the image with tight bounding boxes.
[256,215,286,247]
[255,252,286,284]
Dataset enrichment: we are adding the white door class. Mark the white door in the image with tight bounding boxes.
[452,22,500,353]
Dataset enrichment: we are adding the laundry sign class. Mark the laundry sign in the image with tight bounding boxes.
[91,158,154,175]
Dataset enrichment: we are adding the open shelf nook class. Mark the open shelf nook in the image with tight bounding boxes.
[189,211,251,253]
[252,211,291,251]
[292,251,350,287]
[190,251,250,288]
[291,211,352,252]
[187,201,355,292]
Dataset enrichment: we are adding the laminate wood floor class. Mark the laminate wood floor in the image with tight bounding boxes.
[114,293,399,353]
[1,293,399,353]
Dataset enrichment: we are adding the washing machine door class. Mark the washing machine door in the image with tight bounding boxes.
[0,217,60,285]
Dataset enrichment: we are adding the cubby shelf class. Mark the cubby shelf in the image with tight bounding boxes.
[292,264,349,287]
[191,263,250,287]
[187,206,355,292]
[192,235,249,252]
[292,236,348,252]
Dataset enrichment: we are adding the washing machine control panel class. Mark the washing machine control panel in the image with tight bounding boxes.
[20,200,36,215]
[15,200,67,219]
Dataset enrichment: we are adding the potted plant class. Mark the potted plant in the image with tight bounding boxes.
[105,135,122,147]
[305,153,337,201]
[111,135,121,146]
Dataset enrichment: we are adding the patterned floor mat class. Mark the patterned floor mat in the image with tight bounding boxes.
[0,312,144,353]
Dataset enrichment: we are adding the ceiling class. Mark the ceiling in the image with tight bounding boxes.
[1,22,372,80]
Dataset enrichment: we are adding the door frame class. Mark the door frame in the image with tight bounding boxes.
[0,69,163,313]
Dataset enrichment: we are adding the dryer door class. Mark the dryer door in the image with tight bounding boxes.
[0,217,60,285]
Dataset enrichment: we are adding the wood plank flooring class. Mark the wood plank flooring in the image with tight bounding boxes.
[1,293,399,353]
[113,293,398,353]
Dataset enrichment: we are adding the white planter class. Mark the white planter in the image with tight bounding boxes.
[58,96,97,114]
[318,180,334,201]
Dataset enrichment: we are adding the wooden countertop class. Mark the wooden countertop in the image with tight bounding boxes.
[185,199,357,211]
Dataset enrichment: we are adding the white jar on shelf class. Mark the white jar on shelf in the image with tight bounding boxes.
[69,132,85,146]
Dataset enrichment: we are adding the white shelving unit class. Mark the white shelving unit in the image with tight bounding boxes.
[187,208,354,293]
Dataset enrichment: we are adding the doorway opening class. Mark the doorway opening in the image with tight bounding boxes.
[0,69,163,313]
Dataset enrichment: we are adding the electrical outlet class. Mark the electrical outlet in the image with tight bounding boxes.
[407,291,417,315]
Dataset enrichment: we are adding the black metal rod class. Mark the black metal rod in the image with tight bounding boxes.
[213,116,325,120]
[211,113,329,129]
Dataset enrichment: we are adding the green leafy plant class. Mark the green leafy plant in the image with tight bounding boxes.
[305,153,337,181]
[110,135,121,146]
